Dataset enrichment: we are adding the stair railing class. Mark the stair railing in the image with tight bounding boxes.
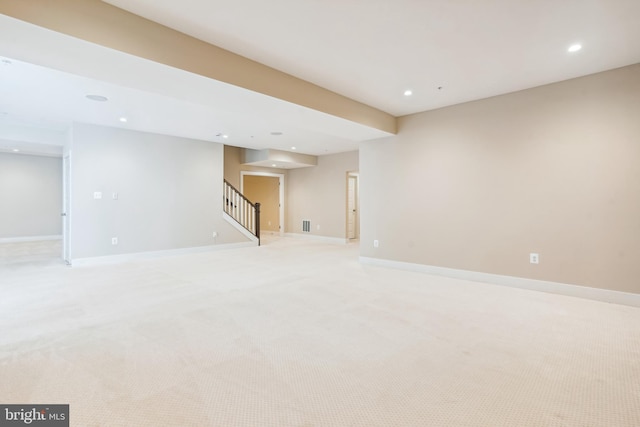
[223,179,260,243]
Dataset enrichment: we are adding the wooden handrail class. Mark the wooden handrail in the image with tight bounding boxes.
[223,180,260,245]
[255,202,261,243]
[223,179,255,208]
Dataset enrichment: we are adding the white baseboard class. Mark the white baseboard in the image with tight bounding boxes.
[284,233,348,245]
[0,235,62,243]
[359,257,640,308]
[71,241,256,267]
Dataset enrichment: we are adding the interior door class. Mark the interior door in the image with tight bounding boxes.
[62,154,71,264]
[347,175,358,239]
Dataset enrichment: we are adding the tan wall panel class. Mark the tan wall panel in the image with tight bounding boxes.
[360,64,640,293]
[224,145,288,233]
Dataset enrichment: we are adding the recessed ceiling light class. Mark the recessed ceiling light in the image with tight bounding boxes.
[86,94,108,102]
[291,146,297,150]
[12,148,20,152]
[568,44,582,53]
[223,134,229,139]
[404,90,413,96]
[119,117,128,123]
[271,164,277,167]
[271,131,283,136]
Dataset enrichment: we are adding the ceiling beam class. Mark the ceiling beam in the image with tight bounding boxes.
[0,0,397,134]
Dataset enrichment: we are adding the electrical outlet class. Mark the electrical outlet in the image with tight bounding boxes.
[530,253,539,264]
[111,237,118,245]
[374,240,379,248]
[212,232,218,238]
[93,191,102,199]
[317,224,320,230]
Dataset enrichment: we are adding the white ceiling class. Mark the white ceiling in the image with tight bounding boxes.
[104,0,640,116]
[1,0,639,157]
[0,13,389,158]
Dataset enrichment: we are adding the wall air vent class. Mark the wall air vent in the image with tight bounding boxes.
[303,220,311,233]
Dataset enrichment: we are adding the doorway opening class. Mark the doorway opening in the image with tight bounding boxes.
[62,153,71,264]
[347,172,360,241]
[240,171,285,237]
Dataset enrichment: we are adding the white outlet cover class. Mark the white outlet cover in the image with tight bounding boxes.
[93,191,102,199]
[530,253,539,264]
[112,237,118,245]
[374,240,379,248]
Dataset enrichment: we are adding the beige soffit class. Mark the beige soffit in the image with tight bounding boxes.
[242,148,317,169]
[0,0,396,135]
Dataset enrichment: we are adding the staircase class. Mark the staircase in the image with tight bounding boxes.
[223,180,261,245]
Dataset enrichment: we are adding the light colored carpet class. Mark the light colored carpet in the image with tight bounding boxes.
[1,237,639,426]
[0,239,63,267]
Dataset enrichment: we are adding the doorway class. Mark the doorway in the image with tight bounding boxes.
[347,172,359,240]
[62,153,71,264]
[240,171,285,235]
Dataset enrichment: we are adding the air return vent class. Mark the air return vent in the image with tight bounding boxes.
[302,220,311,233]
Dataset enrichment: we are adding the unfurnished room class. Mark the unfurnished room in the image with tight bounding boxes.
[1,1,639,426]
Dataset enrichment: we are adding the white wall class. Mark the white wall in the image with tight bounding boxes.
[70,123,246,259]
[0,152,62,239]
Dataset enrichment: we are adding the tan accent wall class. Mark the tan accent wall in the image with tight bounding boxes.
[360,64,640,294]
[0,0,396,134]
[224,145,288,233]
[287,151,359,239]
[243,176,280,233]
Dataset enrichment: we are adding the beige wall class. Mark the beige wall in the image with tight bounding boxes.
[287,151,358,239]
[360,64,640,294]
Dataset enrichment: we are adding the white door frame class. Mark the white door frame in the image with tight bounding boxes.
[347,172,359,240]
[62,152,72,264]
[240,171,285,235]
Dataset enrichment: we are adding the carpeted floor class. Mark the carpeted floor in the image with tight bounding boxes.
[1,237,639,426]
[0,239,63,267]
